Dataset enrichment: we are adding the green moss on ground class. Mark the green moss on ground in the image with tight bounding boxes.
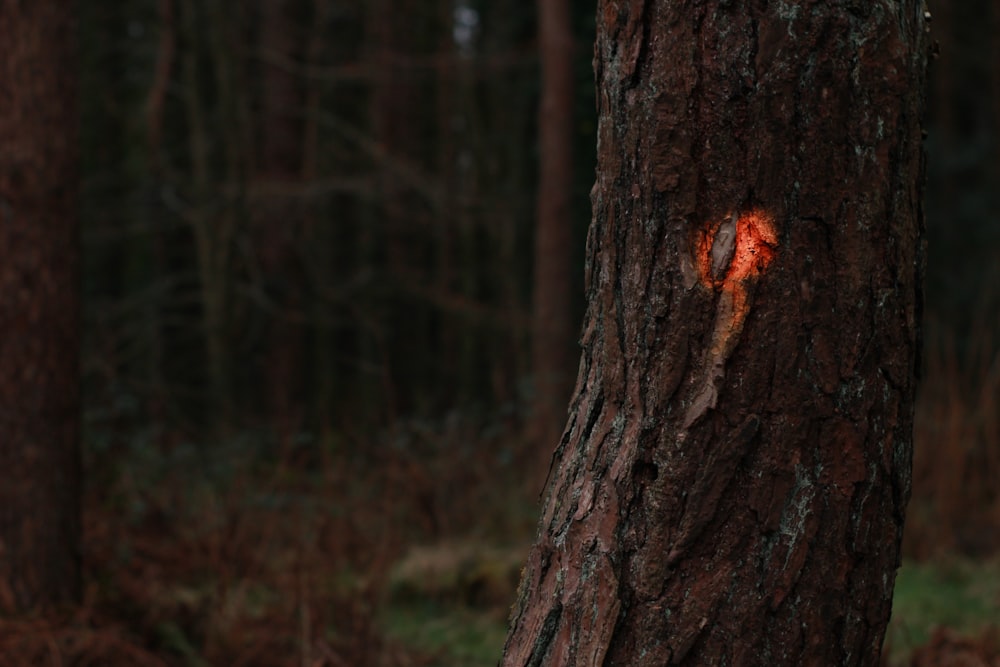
[382,603,508,667]
[384,550,1000,667]
[382,541,523,666]
[886,558,1000,665]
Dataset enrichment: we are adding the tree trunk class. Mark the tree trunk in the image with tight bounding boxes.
[367,0,433,416]
[178,0,235,425]
[503,2,929,665]
[0,0,81,611]
[257,0,304,439]
[992,0,1000,189]
[530,0,576,481]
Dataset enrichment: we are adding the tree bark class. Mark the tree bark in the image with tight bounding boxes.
[531,0,576,480]
[0,0,81,611]
[503,2,929,665]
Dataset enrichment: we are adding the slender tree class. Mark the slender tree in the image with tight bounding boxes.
[531,0,576,480]
[256,0,305,438]
[0,1,81,611]
[367,0,445,417]
[503,1,929,664]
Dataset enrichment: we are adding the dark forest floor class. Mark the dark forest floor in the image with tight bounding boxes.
[0,397,998,666]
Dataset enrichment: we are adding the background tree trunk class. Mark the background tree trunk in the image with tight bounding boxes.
[503,2,929,665]
[530,0,576,485]
[0,0,81,612]
[257,0,305,440]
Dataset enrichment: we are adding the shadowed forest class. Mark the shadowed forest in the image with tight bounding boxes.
[1,1,999,665]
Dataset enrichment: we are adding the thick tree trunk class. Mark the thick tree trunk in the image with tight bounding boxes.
[531,0,576,481]
[503,2,929,665]
[0,1,81,611]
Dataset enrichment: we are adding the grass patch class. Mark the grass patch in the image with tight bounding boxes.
[886,558,1000,664]
[383,556,1000,667]
[382,602,508,667]
[381,540,523,665]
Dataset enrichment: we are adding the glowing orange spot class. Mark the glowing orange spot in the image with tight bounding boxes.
[695,209,777,288]
[682,209,779,428]
[694,225,717,287]
[728,210,777,280]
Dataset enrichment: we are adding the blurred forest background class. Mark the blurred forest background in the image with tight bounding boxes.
[4,0,1000,665]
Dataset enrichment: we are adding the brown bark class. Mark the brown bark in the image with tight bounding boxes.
[0,1,81,611]
[530,0,576,478]
[503,2,929,666]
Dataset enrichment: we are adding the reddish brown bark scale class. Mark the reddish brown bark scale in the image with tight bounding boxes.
[0,1,81,611]
[503,1,929,665]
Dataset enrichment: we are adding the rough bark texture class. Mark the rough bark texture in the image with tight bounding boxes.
[531,0,576,472]
[0,1,81,611]
[503,2,929,665]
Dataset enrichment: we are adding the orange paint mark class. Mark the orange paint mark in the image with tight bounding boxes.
[705,209,777,353]
[696,209,778,289]
[695,224,718,286]
[727,209,778,282]
[682,209,779,428]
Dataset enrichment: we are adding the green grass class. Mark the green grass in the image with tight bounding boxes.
[380,540,523,665]
[886,558,1000,664]
[382,602,508,667]
[382,557,1000,667]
